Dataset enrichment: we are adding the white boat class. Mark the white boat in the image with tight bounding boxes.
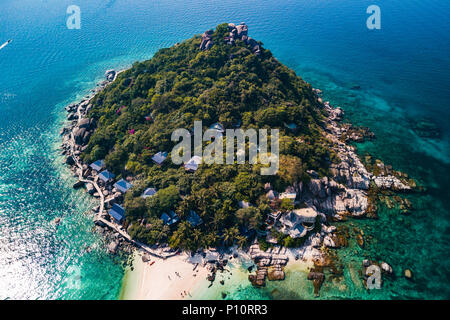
[0,39,12,50]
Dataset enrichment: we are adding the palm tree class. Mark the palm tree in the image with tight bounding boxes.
[192,229,202,244]
[222,227,239,246]
[205,232,219,247]
[235,235,247,248]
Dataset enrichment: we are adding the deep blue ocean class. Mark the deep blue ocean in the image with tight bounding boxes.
[0,0,449,299]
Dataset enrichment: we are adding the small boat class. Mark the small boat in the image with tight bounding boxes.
[0,40,12,50]
[149,261,155,266]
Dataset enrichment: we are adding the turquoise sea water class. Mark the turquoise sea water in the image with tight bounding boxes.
[0,0,449,299]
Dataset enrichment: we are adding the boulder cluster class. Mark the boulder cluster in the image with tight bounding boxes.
[73,117,95,145]
[292,93,415,221]
[226,22,261,55]
[247,241,288,287]
[199,29,214,50]
[199,22,262,55]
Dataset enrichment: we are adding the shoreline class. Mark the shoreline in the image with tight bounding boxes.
[120,251,209,300]
[60,63,417,299]
[119,246,316,300]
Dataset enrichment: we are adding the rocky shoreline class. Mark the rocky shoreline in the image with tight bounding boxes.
[60,67,417,297]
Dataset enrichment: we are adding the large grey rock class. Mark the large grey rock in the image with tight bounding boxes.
[105,69,116,82]
[85,183,95,194]
[78,118,94,130]
[380,262,393,274]
[107,241,119,254]
[323,235,336,248]
[65,156,75,165]
[73,127,87,145]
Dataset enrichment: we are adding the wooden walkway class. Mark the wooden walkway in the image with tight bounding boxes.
[68,100,176,259]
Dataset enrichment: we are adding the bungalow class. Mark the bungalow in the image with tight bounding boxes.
[90,159,105,172]
[184,156,202,172]
[109,203,126,223]
[187,210,203,227]
[98,170,115,183]
[142,187,157,198]
[209,122,225,133]
[160,210,180,226]
[114,179,133,193]
[152,151,168,165]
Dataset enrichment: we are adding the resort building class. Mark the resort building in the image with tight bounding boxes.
[142,187,157,198]
[114,179,133,193]
[160,211,180,226]
[184,156,202,172]
[267,211,282,225]
[187,210,203,227]
[109,203,126,224]
[90,159,105,172]
[277,207,318,238]
[98,170,115,183]
[152,151,168,165]
[209,122,225,133]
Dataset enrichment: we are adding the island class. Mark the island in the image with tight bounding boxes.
[60,23,417,298]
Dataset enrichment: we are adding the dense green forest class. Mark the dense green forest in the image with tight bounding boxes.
[82,23,337,250]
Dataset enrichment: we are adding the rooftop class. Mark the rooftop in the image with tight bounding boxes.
[152,151,168,165]
[90,159,105,171]
[98,169,115,182]
[142,187,157,198]
[187,210,203,227]
[161,210,179,226]
[209,122,225,133]
[114,179,133,193]
[109,203,125,223]
[184,156,202,171]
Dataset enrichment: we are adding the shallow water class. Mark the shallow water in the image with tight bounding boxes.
[0,0,448,299]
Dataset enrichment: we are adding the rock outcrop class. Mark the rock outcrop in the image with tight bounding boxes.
[199,23,262,55]
[294,94,415,221]
[199,29,214,50]
[248,241,288,287]
[105,69,116,82]
[226,23,261,55]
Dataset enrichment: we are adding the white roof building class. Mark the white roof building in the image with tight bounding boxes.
[142,187,157,198]
[152,151,168,165]
[277,207,318,238]
[184,156,202,172]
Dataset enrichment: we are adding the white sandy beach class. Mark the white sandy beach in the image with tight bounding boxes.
[120,244,320,300]
[120,251,209,300]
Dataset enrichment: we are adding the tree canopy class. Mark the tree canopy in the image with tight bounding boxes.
[82,23,337,251]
